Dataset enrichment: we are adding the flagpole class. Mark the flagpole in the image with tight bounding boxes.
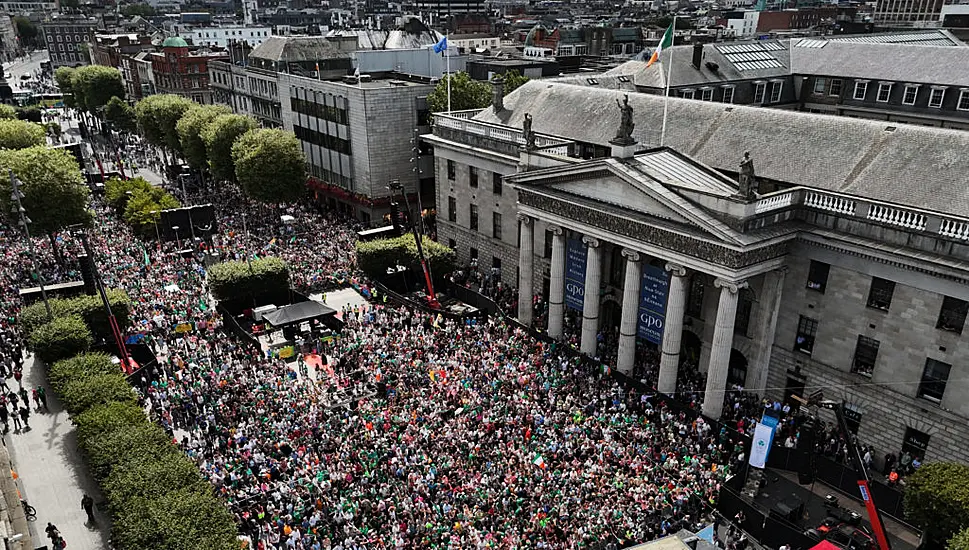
[660,16,676,147]
[445,31,451,113]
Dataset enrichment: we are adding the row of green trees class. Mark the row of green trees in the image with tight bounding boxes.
[20,290,131,363]
[133,95,307,203]
[355,234,456,283]
[48,353,239,549]
[54,65,125,114]
[906,462,969,549]
[105,176,180,237]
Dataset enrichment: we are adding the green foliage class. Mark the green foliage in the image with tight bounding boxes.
[356,233,457,282]
[104,96,137,134]
[0,104,16,120]
[123,186,180,236]
[207,256,290,304]
[104,452,209,513]
[20,289,131,343]
[0,146,89,235]
[0,119,46,150]
[48,353,119,395]
[105,176,153,213]
[949,527,969,550]
[54,66,77,108]
[114,488,240,550]
[13,16,38,48]
[74,401,148,444]
[15,106,42,123]
[502,69,530,95]
[28,315,92,364]
[120,2,155,16]
[82,421,178,480]
[905,462,969,544]
[427,71,492,113]
[73,65,125,113]
[60,373,136,415]
[201,113,257,183]
[135,94,195,153]
[176,104,230,171]
[232,128,306,203]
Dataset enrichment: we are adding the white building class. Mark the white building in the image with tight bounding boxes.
[0,0,54,13]
[448,33,500,52]
[181,26,273,48]
[725,11,761,38]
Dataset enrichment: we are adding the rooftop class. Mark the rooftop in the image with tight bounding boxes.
[250,36,347,62]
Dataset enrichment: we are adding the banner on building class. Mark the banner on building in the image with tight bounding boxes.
[565,238,586,311]
[637,264,670,344]
[749,421,774,469]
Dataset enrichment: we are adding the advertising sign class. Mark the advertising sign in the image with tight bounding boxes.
[637,264,670,344]
[565,238,586,311]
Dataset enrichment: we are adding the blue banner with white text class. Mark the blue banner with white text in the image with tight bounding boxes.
[565,238,586,311]
[637,264,670,344]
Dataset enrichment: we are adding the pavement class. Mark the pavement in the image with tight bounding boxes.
[3,355,112,550]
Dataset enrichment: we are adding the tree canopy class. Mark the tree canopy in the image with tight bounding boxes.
[135,94,195,154]
[0,105,16,120]
[0,119,46,150]
[232,128,306,203]
[73,65,125,113]
[123,186,180,236]
[120,2,156,16]
[950,527,969,550]
[104,96,137,134]
[13,16,38,49]
[54,67,77,108]
[176,104,230,171]
[502,69,530,95]
[427,71,492,113]
[905,462,969,545]
[0,146,90,235]
[200,113,257,183]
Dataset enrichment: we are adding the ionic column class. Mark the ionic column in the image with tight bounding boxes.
[657,263,689,395]
[748,268,787,394]
[702,278,748,420]
[517,214,534,326]
[616,249,642,375]
[579,236,602,356]
[547,225,566,340]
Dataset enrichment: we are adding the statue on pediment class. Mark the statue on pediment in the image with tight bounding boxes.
[523,113,536,150]
[612,94,636,146]
[738,151,758,200]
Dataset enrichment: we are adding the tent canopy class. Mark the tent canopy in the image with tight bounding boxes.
[811,541,843,550]
[262,301,337,328]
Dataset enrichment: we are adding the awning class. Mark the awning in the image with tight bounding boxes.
[261,301,337,328]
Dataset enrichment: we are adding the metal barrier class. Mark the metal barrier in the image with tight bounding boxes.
[217,304,261,350]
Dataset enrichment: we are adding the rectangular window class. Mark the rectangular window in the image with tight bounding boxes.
[446,159,455,180]
[469,204,478,231]
[959,90,969,111]
[918,358,951,402]
[681,89,695,99]
[866,277,895,311]
[447,238,456,249]
[492,212,502,240]
[701,88,713,101]
[753,82,766,104]
[902,427,930,460]
[447,196,456,223]
[937,296,968,334]
[469,166,478,188]
[903,85,919,105]
[769,81,783,103]
[829,79,842,96]
[877,83,892,103]
[721,86,734,104]
[794,315,818,355]
[929,87,946,108]
[813,77,827,95]
[806,260,830,293]
[853,81,868,100]
[851,335,879,377]
[469,247,478,260]
[492,172,502,195]
[544,229,553,258]
[687,275,705,318]
[735,296,752,337]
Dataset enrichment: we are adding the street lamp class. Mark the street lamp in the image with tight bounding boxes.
[10,170,51,320]
[149,209,161,244]
[171,225,181,250]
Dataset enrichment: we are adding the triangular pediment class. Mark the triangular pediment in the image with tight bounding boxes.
[551,175,693,225]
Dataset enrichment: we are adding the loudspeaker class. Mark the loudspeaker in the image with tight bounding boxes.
[798,469,814,485]
[798,418,818,452]
[77,253,96,295]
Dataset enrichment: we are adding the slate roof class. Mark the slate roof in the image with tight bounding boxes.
[790,40,969,86]
[473,80,969,217]
[250,36,346,62]
[825,29,964,47]
[323,27,442,50]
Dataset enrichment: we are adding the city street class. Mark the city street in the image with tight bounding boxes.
[3,50,49,93]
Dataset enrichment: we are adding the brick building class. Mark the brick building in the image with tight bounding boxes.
[150,36,227,104]
[42,15,98,69]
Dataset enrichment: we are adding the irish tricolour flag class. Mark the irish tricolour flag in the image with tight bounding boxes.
[647,22,674,68]
[533,455,546,469]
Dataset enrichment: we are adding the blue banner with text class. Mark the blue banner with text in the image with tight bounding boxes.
[637,264,670,344]
[565,238,586,311]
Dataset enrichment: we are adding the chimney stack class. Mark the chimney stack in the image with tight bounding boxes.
[692,41,703,70]
[491,76,505,112]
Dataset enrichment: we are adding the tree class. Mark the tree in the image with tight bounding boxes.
[20,290,131,343]
[48,353,119,395]
[356,234,457,284]
[105,176,153,213]
[53,67,77,108]
[104,96,137,134]
[232,128,306,203]
[104,452,208,512]
[0,105,16,120]
[13,16,38,49]
[60,372,136,415]
[27,315,93,364]
[176,104,230,171]
[207,256,289,305]
[135,94,195,155]
[427,71,492,113]
[72,65,124,114]
[905,462,969,545]
[120,3,156,16]
[950,527,969,550]
[0,146,90,235]
[123,186,180,236]
[15,106,42,123]
[74,401,148,446]
[114,488,240,550]
[502,69,530,95]
[0,119,46,150]
[200,113,257,183]
[82,421,178,480]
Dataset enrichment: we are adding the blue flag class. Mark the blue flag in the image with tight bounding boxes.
[432,36,448,55]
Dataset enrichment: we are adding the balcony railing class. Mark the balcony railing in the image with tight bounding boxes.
[433,111,576,157]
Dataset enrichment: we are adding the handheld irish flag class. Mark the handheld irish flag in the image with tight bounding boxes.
[647,22,674,68]
[533,454,546,469]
